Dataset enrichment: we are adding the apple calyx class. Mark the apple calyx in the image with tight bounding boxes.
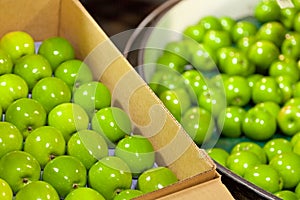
[22,178,29,184]
[72,183,80,189]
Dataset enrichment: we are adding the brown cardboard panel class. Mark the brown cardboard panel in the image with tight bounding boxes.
[0,0,59,40]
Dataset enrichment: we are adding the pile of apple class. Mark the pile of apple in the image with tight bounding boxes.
[0,31,179,200]
[147,0,300,199]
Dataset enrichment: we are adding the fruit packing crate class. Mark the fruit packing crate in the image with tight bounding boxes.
[0,0,234,199]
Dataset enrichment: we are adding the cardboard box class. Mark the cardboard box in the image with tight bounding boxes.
[0,0,234,199]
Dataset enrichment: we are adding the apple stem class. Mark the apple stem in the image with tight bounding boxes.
[49,154,56,160]
[23,178,29,184]
[27,126,33,132]
[72,183,79,189]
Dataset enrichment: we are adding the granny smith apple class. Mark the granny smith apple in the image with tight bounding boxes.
[281,32,300,60]
[47,102,90,142]
[276,75,294,103]
[54,59,94,90]
[115,135,155,177]
[159,88,192,122]
[137,166,178,193]
[242,106,277,141]
[0,121,23,158]
[197,15,222,32]
[256,21,287,47]
[295,182,300,199]
[5,98,47,138]
[269,152,300,189]
[181,106,215,146]
[231,141,267,164]
[0,73,29,111]
[263,138,293,162]
[0,49,13,75]
[155,52,186,73]
[0,31,35,63]
[277,104,300,136]
[88,156,132,200]
[293,11,300,32]
[206,148,229,166]
[236,35,257,53]
[38,36,75,70]
[67,129,109,170]
[251,76,283,104]
[219,16,236,32]
[31,77,72,113]
[0,150,41,194]
[284,97,300,107]
[91,107,132,147]
[73,81,111,119]
[24,126,66,168]
[231,21,257,43]
[0,178,13,200]
[13,54,53,90]
[292,81,300,98]
[226,151,261,177]
[223,75,251,106]
[113,189,144,200]
[163,40,189,62]
[293,139,300,155]
[182,24,206,43]
[217,106,246,138]
[64,187,105,200]
[15,181,60,200]
[202,29,232,51]
[208,73,229,90]
[248,40,280,73]
[254,101,281,118]
[274,190,299,200]
[291,132,300,146]
[280,7,297,29]
[246,73,264,91]
[243,164,283,193]
[42,155,87,198]
[269,55,300,83]
[254,0,281,23]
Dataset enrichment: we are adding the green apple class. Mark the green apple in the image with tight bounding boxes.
[0,121,23,158]
[284,97,300,107]
[202,29,232,51]
[31,77,72,113]
[248,40,280,73]
[231,141,267,164]
[23,126,66,168]
[274,190,299,200]
[280,7,297,30]
[115,135,155,177]
[0,73,29,111]
[0,178,13,200]
[67,129,109,170]
[269,152,300,189]
[0,31,35,63]
[269,55,300,83]
[155,52,186,73]
[206,148,229,166]
[251,76,283,104]
[54,59,94,90]
[0,49,13,75]
[292,81,300,98]
[163,40,189,62]
[5,98,47,138]
[15,181,60,200]
[219,16,236,32]
[281,32,300,60]
[64,187,105,200]
[181,106,215,145]
[88,156,132,200]
[254,101,281,118]
[236,36,257,53]
[197,87,226,117]
[277,104,300,136]
[42,155,87,198]
[293,11,300,32]
[242,106,277,141]
[38,36,75,70]
[13,54,52,90]
[217,106,246,138]
[47,102,90,142]
[183,24,206,43]
[295,182,300,199]
[73,81,111,119]
[291,132,300,146]
[263,138,293,162]
[246,73,264,91]
[223,75,251,106]
[276,75,294,103]
[137,166,178,193]
[231,21,257,43]
[0,150,41,194]
[293,139,300,155]
[220,48,255,76]
[208,73,229,90]
[243,164,283,193]
[113,189,144,200]
[91,107,132,147]
[256,21,287,47]
[226,151,261,177]
[254,0,281,23]
[159,88,192,122]
[197,15,222,32]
